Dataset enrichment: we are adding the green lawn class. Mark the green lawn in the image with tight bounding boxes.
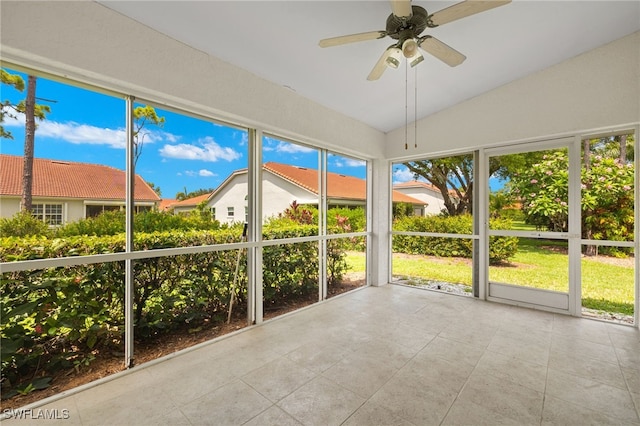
[345,239,634,316]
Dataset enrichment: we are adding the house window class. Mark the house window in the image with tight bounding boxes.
[210,207,216,220]
[32,203,63,225]
[86,205,120,218]
[227,206,234,218]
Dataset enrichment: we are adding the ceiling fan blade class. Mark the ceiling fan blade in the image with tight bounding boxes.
[418,36,466,67]
[367,49,391,81]
[390,0,413,18]
[319,30,387,48]
[429,0,511,27]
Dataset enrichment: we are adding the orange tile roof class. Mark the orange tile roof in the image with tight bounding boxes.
[394,180,439,191]
[171,193,211,207]
[264,162,423,204]
[0,155,160,202]
[159,199,179,210]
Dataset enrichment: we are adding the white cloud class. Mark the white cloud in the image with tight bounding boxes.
[159,136,241,162]
[40,121,126,148]
[238,132,248,147]
[332,158,366,168]
[262,136,315,155]
[275,141,315,154]
[198,169,215,177]
[185,170,196,177]
[393,167,415,183]
[2,114,178,148]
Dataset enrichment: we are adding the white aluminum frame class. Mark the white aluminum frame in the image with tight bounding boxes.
[483,137,576,314]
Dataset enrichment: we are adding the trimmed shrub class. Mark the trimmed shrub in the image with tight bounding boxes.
[56,210,221,237]
[393,215,517,263]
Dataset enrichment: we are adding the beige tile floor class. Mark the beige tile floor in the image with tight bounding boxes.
[4,284,640,425]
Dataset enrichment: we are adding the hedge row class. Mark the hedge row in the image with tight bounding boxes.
[393,215,518,263]
[0,225,346,398]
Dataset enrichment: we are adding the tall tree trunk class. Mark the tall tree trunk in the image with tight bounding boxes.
[583,139,591,170]
[21,75,37,212]
[620,134,627,163]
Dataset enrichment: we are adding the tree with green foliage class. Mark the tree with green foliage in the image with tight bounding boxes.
[509,144,634,253]
[133,105,165,166]
[175,187,215,201]
[404,152,546,216]
[0,70,25,139]
[404,155,473,216]
[509,151,569,232]
[146,181,162,197]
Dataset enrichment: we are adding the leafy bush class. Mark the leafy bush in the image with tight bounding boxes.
[56,210,221,237]
[0,212,53,238]
[327,207,365,232]
[393,215,517,263]
[262,226,318,305]
[1,223,349,397]
[392,202,415,219]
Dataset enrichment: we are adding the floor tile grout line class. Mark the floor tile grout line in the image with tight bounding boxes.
[336,328,445,426]
[540,315,554,426]
[436,337,489,426]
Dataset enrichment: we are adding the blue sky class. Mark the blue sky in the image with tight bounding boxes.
[1,68,366,199]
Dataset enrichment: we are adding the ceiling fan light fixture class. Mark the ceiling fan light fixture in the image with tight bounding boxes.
[385,47,402,69]
[401,38,423,67]
[409,53,424,67]
[401,38,419,58]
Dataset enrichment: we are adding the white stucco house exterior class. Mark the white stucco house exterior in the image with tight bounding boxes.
[0,155,160,225]
[175,162,425,224]
[392,180,452,215]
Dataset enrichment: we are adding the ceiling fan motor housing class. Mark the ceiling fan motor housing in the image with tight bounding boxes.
[386,5,431,41]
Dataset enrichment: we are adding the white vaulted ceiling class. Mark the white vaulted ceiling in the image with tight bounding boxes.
[98,1,640,133]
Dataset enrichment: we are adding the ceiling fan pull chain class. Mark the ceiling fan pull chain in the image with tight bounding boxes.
[405,62,408,150]
[414,67,418,148]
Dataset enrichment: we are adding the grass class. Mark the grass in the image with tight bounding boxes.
[489,239,569,292]
[345,238,635,316]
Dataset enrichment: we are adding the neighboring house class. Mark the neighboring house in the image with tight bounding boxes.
[169,193,211,215]
[177,162,425,224]
[393,180,457,216]
[0,155,160,225]
[158,199,179,211]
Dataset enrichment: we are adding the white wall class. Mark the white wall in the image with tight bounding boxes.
[0,197,21,219]
[261,172,318,221]
[208,171,317,224]
[0,1,385,160]
[0,197,84,224]
[393,187,445,215]
[208,172,249,224]
[66,200,85,222]
[386,31,640,158]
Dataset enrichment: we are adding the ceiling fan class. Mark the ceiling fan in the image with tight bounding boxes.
[319,0,511,81]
